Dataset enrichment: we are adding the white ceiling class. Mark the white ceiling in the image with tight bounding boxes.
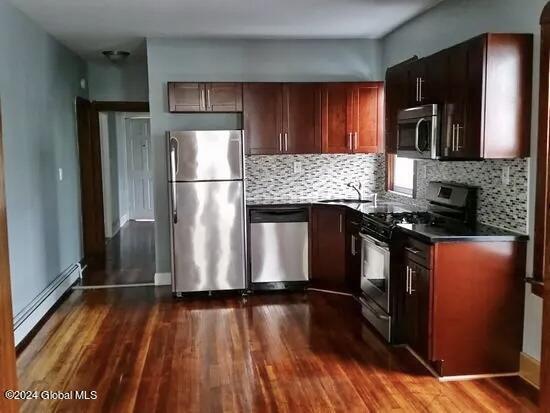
[9,0,443,59]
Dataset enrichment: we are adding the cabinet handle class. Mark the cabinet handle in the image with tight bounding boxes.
[354,132,358,151]
[339,214,343,233]
[351,234,356,256]
[456,124,463,151]
[418,78,424,102]
[207,88,211,110]
[415,78,419,102]
[406,266,411,294]
[348,133,353,151]
[278,133,283,152]
[201,88,206,111]
[451,124,457,152]
[284,132,288,152]
[409,268,416,294]
[404,246,422,256]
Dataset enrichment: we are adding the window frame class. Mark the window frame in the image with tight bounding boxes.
[386,154,417,198]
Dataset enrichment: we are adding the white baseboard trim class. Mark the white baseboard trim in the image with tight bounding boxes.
[13,263,82,346]
[154,272,171,286]
[519,352,540,388]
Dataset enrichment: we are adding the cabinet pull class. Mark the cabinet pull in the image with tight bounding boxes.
[415,78,419,102]
[348,133,353,151]
[418,78,424,102]
[406,266,411,294]
[456,124,463,151]
[278,133,283,152]
[201,88,206,111]
[451,124,457,152]
[409,268,416,294]
[284,132,288,152]
[207,88,211,109]
[404,246,422,256]
[354,132,358,151]
[351,235,356,256]
[339,214,343,233]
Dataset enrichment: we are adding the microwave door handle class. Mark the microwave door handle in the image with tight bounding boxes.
[414,117,427,153]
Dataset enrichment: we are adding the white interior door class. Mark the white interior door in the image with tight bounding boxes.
[127,118,154,220]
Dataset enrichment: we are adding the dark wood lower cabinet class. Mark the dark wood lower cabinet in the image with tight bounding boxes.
[398,236,526,377]
[311,206,347,292]
[345,211,362,294]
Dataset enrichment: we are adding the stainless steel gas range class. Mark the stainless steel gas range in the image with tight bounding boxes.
[358,181,478,342]
[358,210,431,342]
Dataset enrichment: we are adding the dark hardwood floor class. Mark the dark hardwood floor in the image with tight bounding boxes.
[17,287,536,412]
[80,221,155,286]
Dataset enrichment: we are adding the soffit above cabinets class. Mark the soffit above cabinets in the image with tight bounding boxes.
[8,0,443,59]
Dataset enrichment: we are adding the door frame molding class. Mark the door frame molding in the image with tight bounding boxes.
[76,100,149,270]
[538,3,550,410]
[0,104,19,412]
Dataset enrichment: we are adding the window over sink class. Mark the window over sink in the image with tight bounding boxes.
[387,155,416,197]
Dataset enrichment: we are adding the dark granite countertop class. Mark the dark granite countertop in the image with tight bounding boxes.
[397,222,528,243]
[246,198,418,215]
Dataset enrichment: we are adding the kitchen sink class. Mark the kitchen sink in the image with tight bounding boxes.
[318,199,372,204]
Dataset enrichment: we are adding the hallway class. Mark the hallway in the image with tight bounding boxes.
[80,221,155,286]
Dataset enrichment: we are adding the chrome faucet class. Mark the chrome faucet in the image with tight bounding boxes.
[347,182,363,200]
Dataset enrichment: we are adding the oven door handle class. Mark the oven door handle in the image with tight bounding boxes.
[414,117,428,153]
[360,233,389,249]
[358,297,390,320]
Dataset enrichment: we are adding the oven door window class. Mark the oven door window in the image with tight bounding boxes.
[361,238,390,312]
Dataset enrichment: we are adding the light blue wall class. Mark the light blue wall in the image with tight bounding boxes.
[88,60,149,102]
[0,0,87,315]
[382,0,546,361]
[147,38,383,274]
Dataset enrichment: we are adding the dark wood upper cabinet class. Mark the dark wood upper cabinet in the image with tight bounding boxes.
[385,63,411,154]
[243,83,283,155]
[353,83,384,153]
[168,82,205,112]
[283,83,322,154]
[311,206,347,292]
[322,82,384,154]
[321,83,354,153]
[244,83,321,155]
[168,82,242,113]
[385,33,533,160]
[206,83,242,112]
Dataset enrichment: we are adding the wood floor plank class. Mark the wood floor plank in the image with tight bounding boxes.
[16,288,537,412]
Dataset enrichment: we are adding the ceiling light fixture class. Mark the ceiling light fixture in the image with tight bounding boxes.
[102,50,130,63]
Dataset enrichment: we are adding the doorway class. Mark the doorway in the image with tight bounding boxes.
[75,100,155,287]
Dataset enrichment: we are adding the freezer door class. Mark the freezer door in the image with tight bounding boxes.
[171,181,246,292]
[168,130,243,182]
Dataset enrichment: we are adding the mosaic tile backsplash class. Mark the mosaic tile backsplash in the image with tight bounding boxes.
[245,154,386,200]
[245,154,529,234]
[384,158,530,234]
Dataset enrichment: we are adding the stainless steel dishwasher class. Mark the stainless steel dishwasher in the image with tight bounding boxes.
[249,208,309,285]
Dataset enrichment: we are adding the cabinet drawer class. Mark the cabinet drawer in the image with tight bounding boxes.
[404,237,432,268]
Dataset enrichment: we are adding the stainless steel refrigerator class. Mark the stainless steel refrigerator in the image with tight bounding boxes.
[167,130,247,294]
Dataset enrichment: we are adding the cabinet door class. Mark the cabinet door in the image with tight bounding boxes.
[311,207,347,291]
[283,83,321,154]
[321,84,354,153]
[345,213,362,294]
[352,83,383,153]
[385,66,409,154]
[404,260,432,362]
[442,44,467,158]
[168,82,206,112]
[206,83,242,112]
[243,83,283,155]
[407,60,427,106]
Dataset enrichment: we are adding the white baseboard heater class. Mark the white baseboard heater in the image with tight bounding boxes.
[13,263,82,346]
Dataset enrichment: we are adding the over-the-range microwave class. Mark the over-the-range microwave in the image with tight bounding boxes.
[397,104,440,160]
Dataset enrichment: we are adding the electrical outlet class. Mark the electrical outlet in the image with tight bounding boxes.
[293,161,302,174]
[58,168,63,182]
[501,166,510,186]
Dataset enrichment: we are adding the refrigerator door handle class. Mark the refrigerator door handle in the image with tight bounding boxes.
[169,137,179,223]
